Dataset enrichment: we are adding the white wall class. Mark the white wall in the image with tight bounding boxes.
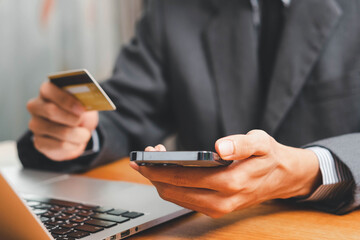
[0,0,142,141]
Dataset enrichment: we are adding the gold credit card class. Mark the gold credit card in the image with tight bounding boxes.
[48,69,116,111]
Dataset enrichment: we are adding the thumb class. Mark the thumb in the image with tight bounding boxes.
[215,130,272,160]
[79,111,99,131]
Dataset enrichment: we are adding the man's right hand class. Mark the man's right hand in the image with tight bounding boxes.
[27,82,99,161]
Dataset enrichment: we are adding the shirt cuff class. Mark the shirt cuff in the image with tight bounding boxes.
[302,146,353,202]
[82,129,100,156]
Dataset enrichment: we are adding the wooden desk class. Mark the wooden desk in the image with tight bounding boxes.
[82,158,360,240]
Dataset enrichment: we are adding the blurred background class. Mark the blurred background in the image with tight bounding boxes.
[0,0,142,142]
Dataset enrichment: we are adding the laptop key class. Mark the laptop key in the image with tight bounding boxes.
[70,216,89,223]
[24,196,79,208]
[50,227,73,235]
[50,206,67,212]
[51,233,66,239]
[61,222,79,228]
[63,208,79,215]
[33,209,48,215]
[122,211,144,219]
[94,207,114,213]
[40,216,50,222]
[44,224,58,231]
[27,201,41,207]
[47,220,67,226]
[78,210,94,217]
[76,204,99,210]
[92,213,129,223]
[42,211,60,218]
[34,204,52,210]
[56,213,75,221]
[75,224,104,233]
[48,199,80,208]
[85,219,117,228]
[107,209,128,216]
[67,230,90,238]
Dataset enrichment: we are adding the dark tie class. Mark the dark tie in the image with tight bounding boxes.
[259,0,285,90]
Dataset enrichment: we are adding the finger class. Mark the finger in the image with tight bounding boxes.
[29,116,91,145]
[152,182,237,218]
[155,144,166,151]
[156,182,263,216]
[78,111,99,131]
[27,98,81,127]
[39,82,85,116]
[136,165,229,192]
[33,135,86,161]
[215,130,273,160]
[145,146,156,151]
[129,161,140,171]
[156,192,219,217]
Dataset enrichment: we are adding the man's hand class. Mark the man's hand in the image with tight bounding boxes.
[130,130,321,218]
[27,82,99,161]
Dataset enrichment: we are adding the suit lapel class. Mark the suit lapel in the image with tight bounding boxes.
[262,0,343,135]
[203,1,261,135]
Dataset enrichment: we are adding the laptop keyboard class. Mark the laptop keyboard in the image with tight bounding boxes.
[24,196,144,240]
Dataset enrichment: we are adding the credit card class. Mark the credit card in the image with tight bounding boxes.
[48,69,116,111]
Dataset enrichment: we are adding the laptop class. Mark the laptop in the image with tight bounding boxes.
[0,167,192,240]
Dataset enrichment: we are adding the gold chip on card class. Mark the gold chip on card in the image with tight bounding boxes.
[48,69,116,111]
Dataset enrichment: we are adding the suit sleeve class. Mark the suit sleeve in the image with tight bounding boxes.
[304,133,360,214]
[17,0,174,173]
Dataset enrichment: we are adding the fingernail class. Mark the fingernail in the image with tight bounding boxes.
[73,104,85,116]
[218,140,234,157]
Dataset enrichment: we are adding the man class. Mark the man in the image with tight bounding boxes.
[18,0,360,217]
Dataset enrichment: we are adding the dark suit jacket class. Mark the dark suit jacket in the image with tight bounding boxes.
[18,0,360,213]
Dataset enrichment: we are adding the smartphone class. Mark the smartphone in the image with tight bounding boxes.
[130,151,232,167]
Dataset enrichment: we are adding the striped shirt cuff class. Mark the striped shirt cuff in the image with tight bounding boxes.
[82,129,100,156]
[303,147,352,202]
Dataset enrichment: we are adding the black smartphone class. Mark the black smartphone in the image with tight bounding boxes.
[130,151,232,167]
